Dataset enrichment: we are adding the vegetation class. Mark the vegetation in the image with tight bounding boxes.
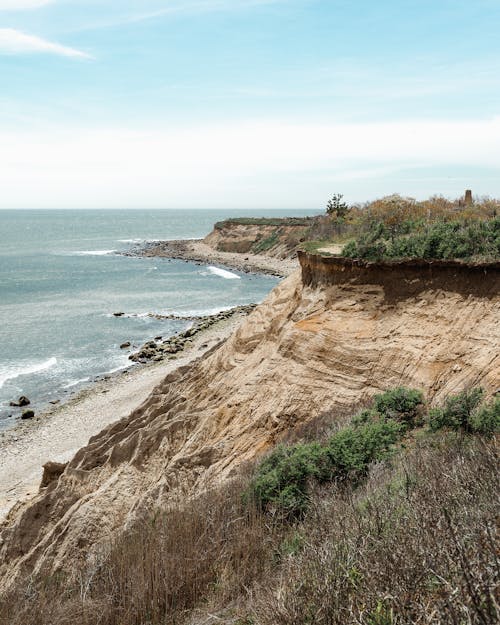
[326,193,349,219]
[0,387,497,625]
[343,216,500,262]
[246,388,424,517]
[213,216,314,228]
[212,194,500,262]
[305,193,500,262]
[428,387,500,436]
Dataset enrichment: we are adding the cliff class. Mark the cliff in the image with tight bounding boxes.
[0,254,498,589]
[204,218,311,258]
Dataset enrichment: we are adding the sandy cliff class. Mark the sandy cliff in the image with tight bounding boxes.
[204,219,309,258]
[0,254,498,589]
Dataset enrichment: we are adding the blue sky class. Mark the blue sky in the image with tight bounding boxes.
[0,0,499,208]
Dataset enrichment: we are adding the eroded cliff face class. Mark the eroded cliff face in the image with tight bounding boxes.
[0,256,498,589]
[204,221,307,258]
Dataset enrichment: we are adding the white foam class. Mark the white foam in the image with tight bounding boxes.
[72,250,116,256]
[159,305,234,317]
[106,363,133,375]
[62,376,90,389]
[118,239,143,244]
[54,249,116,257]
[0,357,57,390]
[205,266,241,280]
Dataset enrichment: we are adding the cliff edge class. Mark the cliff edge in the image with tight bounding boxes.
[0,254,498,589]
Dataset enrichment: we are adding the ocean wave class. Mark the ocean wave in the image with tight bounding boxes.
[159,305,234,317]
[106,363,133,375]
[117,239,143,244]
[72,250,116,256]
[0,357,58,390]
[104,305,236,319]
[204,266,241,280]
[62,376,90,389]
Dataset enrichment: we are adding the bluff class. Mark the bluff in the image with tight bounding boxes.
[203,217,312,258]
[0,254,498,589]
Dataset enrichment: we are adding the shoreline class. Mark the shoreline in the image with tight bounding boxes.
[0,240,295,521]
[126,238,299,277]
[0,308,252,521]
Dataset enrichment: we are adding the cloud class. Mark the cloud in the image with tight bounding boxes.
[0,0,54,9]
[0,117,499,208]
[0,28,92,58]
[72,0,283,31]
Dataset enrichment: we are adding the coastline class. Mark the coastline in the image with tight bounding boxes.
[0,237,294,521]
[127,238,299,277]
[0,307,252,521]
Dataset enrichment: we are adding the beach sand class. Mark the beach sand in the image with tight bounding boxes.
[132,239,299,277]
[0,314,244,521]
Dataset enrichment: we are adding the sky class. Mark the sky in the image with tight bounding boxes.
[0,0,499,209]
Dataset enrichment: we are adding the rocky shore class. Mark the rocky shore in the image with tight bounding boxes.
[0,235,295,522]
[125,239,299,277]
[0,306,256,521]
[128,304,256,363]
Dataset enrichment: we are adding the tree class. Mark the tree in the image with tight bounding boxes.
[326,193,349,219]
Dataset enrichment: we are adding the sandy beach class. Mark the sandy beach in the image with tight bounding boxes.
[0,312,246,521]
[130,238,300,277]
[0,237,294,521]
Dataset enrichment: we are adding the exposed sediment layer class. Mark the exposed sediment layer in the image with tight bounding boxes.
[299,252,500,298]
[0,254,498,589]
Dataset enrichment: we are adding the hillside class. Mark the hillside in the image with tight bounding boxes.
[203,217,312,258]
[0,252,498,603]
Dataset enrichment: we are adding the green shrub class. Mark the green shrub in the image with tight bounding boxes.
[373,387,424,429]
[326,420,402,478]
[428,388,484,433]
[247,443,332,516]
[343,217,500,261]
[245,389,421,516]
[470,396,500,436]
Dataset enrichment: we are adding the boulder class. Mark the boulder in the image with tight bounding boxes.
[21,410,35,420]
[120,342,131,349]
[113,312,125,317]
[9,396,30,408]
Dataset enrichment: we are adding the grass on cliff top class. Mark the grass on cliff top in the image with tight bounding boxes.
[1,387,498,625]
[300,194,500,262]
[214,216,315,228]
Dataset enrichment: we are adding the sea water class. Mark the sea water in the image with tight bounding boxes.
[0,208,316,429]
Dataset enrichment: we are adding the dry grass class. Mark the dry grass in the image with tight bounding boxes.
[252,435,499,625]
[0,431,497,625]
[0,476,280,625]
[302,194,500,252]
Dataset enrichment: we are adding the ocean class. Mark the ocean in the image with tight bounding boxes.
[0,208,315,430]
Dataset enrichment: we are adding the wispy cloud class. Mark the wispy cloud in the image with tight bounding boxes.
[69,0,283,32]
[0,0,54,9]
[0,28,92,58]
[128,0,282,22]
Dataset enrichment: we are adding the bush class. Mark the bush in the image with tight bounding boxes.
[373,387,424,429]
[246,395,416,517]
[470,396,500,436]
[343,217,500,261]
[247,443,332,516]
[326,420,402,477]
[428,387,485,433]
